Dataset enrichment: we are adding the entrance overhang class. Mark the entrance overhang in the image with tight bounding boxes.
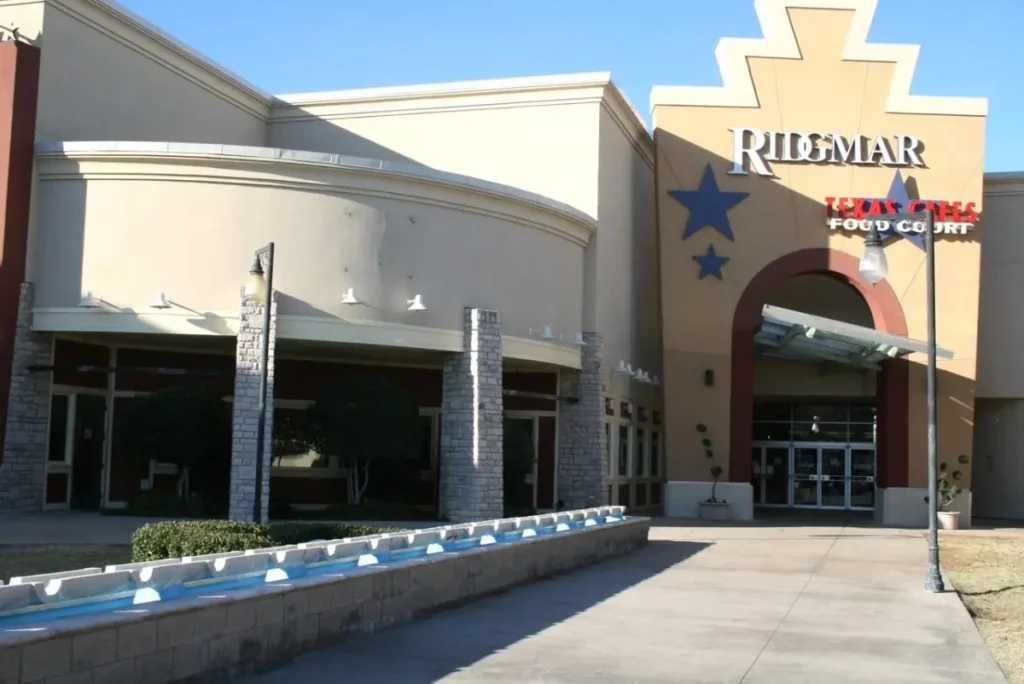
[755,304,954,370]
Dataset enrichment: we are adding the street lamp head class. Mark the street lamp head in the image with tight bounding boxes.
[244,254,267,302]
[859,225,889,286]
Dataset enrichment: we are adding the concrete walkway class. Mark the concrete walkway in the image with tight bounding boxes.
[237,521,1005,684]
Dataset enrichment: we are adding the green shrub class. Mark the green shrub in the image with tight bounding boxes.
[131,521,273,562]
[130,520,403,562]
[269,522,402,546]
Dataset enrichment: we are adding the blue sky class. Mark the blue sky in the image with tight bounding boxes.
[119,0,1021,172]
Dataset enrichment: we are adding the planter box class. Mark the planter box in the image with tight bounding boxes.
[698,500,732,521]
[938,510,961,530]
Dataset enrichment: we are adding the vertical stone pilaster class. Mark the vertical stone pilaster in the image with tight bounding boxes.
[557,332,606,509]
[440,308,503,523]
[0,283,51,511]
[229,290,277,523]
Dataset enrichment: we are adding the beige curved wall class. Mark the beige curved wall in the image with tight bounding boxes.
[30,143,594,345]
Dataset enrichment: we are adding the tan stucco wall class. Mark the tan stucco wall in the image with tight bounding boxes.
[267,79,661,392]
[654,6,985,485]
[30,146,592,343]
[0,0,268,143]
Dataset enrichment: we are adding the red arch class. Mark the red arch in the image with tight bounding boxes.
[729,248,909,489]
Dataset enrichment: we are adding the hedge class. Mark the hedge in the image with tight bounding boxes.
[130,520,403,562]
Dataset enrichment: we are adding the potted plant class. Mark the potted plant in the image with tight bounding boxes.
[924,459,966,530]
[696,424,731,521]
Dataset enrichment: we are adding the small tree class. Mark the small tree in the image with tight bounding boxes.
[120,383,231,502]
[924,460,965,511]
[697,423,725,503]
[300,374,421,506]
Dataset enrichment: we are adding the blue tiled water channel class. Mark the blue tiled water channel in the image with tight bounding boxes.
[0,514,626,630]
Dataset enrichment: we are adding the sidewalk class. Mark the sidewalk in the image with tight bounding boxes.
[237,520,1006,683]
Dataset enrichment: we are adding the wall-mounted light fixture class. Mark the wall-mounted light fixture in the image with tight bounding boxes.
[341,288,358,305]
[406,294,426,312]
[150,293,172,310]
[77,293,102,309]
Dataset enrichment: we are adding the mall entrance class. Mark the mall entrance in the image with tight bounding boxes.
[751,399,877,511]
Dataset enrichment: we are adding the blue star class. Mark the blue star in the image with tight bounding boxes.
[692,244,729,280]
[668,165,749,241]
[859,171,933,251]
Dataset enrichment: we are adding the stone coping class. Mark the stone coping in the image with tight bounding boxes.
[0,516,649,683]
[0,508,625,621]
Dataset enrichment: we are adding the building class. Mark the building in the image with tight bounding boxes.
[0,0,1021,525]
[0,0,660,523]
[654,0,1023,526]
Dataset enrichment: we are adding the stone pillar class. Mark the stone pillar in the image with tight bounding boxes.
[557,332,607,509]
[440,308,503,523]
[229,291,277,523]
[0,283,51,511]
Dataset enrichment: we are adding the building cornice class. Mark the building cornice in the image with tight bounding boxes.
[983,171,1024,196]
[272,72,654,169]
[274,72,616,108]
[34,1,655,169]
[650,0,988,117]
[48,0,271,117]
[35,141,598,247]
[31,309,582,368]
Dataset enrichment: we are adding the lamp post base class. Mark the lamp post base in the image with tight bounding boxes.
[924,573,946,593]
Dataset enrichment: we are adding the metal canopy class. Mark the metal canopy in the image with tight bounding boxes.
[755,304,954,370]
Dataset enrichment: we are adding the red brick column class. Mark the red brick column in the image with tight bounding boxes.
[0,40,41,452]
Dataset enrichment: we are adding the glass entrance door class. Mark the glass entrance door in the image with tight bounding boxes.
[791,447,818,507]
[849,447,876,509]
[755,443,876,510]
[819,447,847,508]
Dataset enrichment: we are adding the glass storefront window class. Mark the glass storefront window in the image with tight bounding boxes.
[604,422,612,475]
[617,425,629,476]
[753,400,875,444]
[47,395,69,463]
[649,431,660,477]
[634,428,646,476]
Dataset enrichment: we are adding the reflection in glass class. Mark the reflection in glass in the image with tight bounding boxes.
[753,401,791,421]
[751,447,762,504]
[272,409,330,470]
[604,423,612,475]
[764,447,789,505]
[849,448,876,508]
[820,448,846,507]
[649,432,660,477]
[792,448,818,506]
[753,422,792,441]
[634,428,646,476]
[618,425,629,476]
[793,403,847,423]
[48,395,69,463]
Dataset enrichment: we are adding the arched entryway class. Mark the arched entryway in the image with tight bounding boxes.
[730,248,910,497]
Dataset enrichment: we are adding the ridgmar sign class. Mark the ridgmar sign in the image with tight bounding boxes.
[825,197,978,236]
[728,128,926,177]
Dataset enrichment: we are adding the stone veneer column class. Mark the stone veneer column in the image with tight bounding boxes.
[229,291,277,523]
[0,283,51,511]
[440,308,504,523]
[557,332,607,509]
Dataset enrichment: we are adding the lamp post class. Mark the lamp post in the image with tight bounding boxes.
[243,242,275,524]
[858,211,943,593]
